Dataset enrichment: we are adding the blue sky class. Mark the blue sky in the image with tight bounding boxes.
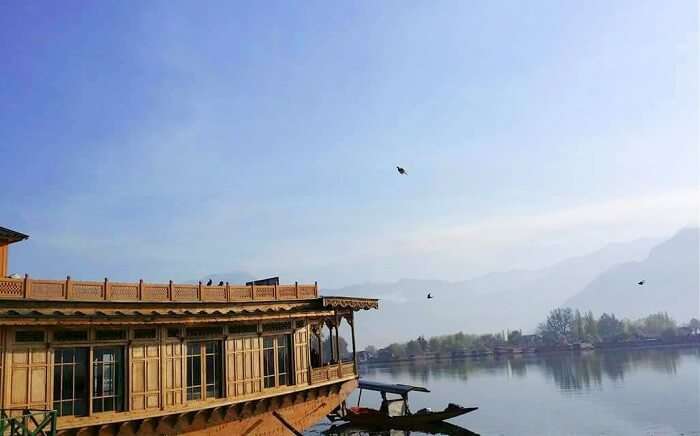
[1,1,697,287]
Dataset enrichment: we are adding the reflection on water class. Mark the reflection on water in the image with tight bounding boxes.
[367,348,684,392]
[306,347,700,436]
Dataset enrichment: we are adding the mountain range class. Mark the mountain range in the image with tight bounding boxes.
[202,228,698,348]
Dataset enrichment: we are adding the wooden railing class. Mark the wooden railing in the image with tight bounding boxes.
[0,409,56,436]
[0,276,318,303]
[310,361,357,384]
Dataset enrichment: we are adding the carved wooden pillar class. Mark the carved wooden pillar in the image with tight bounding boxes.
[348,313,357,373]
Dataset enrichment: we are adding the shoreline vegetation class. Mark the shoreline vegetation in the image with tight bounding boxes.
[359,309,700,364]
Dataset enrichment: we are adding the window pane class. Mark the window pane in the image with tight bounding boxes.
[92,347,123,413]
[53,347,88,417]
[263,337,274,348]
[187,343,202,401]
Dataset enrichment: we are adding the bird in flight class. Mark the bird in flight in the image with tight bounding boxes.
[637,280,645,286]
[206,279,213,286]
[396,166,407,175]
[427,292,433,299]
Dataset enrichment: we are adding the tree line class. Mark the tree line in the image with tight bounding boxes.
[364,310,700,359]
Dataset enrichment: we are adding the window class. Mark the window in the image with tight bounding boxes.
[95,330,126,341]
[167,328,181,338]
[15,330,44,343]
[54,330,88,342]
[263,335,292,388]
[92,347,124,413]
[262,321,291,332]
[228,324,258,335]
[187,341,222,401]
[53,348,89,417]
[133,328,157,340]
[185,326,223,338]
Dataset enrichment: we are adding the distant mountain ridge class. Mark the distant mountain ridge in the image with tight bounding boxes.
[332,236,661,347]
[565,227,699,321]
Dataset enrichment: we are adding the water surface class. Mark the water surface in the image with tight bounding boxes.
[306,347,700,436]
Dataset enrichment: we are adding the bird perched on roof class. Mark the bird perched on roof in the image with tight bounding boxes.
[637,280,645,286]
[206,279,213,286]
[427,292,433,299]
[396,166,407,175]
[218,281,224,286]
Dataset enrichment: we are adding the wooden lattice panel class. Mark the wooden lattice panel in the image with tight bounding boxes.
[110,283,138,300]
[278,286,297,299]
[299,285,316,297]
[30,280,65,299]
[229,286,252,300]
[254,286,275,299]
[142,285,168,301]
[0,279,23,298]
[172,286,197,301]
[71,282,104,300]
[201,286,226,301]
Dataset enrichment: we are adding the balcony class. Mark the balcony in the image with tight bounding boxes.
[310,362,357,384]
[0,276,318,303]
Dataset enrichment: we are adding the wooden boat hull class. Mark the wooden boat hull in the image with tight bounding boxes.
[56,379,357,436]
[325,421,480,436]
[345,405,477,426]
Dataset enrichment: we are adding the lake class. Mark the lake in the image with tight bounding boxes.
[306,347,700,436]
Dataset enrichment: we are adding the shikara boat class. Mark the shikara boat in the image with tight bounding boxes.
[328,380,477,428]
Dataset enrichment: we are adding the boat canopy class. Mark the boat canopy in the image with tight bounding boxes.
[358,380,430,395]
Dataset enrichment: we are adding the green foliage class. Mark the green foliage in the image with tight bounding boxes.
[597,313,624,340]
[636,312,676,337]
[368,311,698,358]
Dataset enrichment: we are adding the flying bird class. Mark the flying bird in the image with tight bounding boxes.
[427,292,433,299]
[396,166,407,175]
[206,279,213,286]
[637,280,645,286]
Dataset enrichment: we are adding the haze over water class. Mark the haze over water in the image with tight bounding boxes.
[308,348,700,436]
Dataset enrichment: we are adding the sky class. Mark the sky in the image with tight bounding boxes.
[1,1,698,288]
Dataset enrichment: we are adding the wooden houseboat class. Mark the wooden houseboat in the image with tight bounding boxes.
[0,227,378,435]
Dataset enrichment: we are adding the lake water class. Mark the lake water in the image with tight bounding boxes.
[306,347,700,436]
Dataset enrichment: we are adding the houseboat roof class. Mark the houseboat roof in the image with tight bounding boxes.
[0,226,29,244]
[358,380,430,395]
[0,276,378,325]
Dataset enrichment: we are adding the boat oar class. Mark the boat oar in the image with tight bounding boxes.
[272,410,303,436]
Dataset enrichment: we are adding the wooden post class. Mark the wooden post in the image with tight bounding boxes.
[225,282,230,301]
[314,281,318,297]
[274,282,278,300]
[104,277,110,300]
[168,280,173,301]
[23,274,29,299]
[65,275,71,299]
[334,317,340,364]
[139,279,144,300]
[350,313,357,374]
[251,282,256,300]
[295,281,299,299]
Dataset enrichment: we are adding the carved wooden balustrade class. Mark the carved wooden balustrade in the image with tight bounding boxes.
[0,276,318,302]
[310,362,356,384]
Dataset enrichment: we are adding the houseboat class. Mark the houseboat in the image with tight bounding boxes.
[0,226,378,435]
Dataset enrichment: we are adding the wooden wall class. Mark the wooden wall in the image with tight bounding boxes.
[0,319,348,424]
[0,244,8,278]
